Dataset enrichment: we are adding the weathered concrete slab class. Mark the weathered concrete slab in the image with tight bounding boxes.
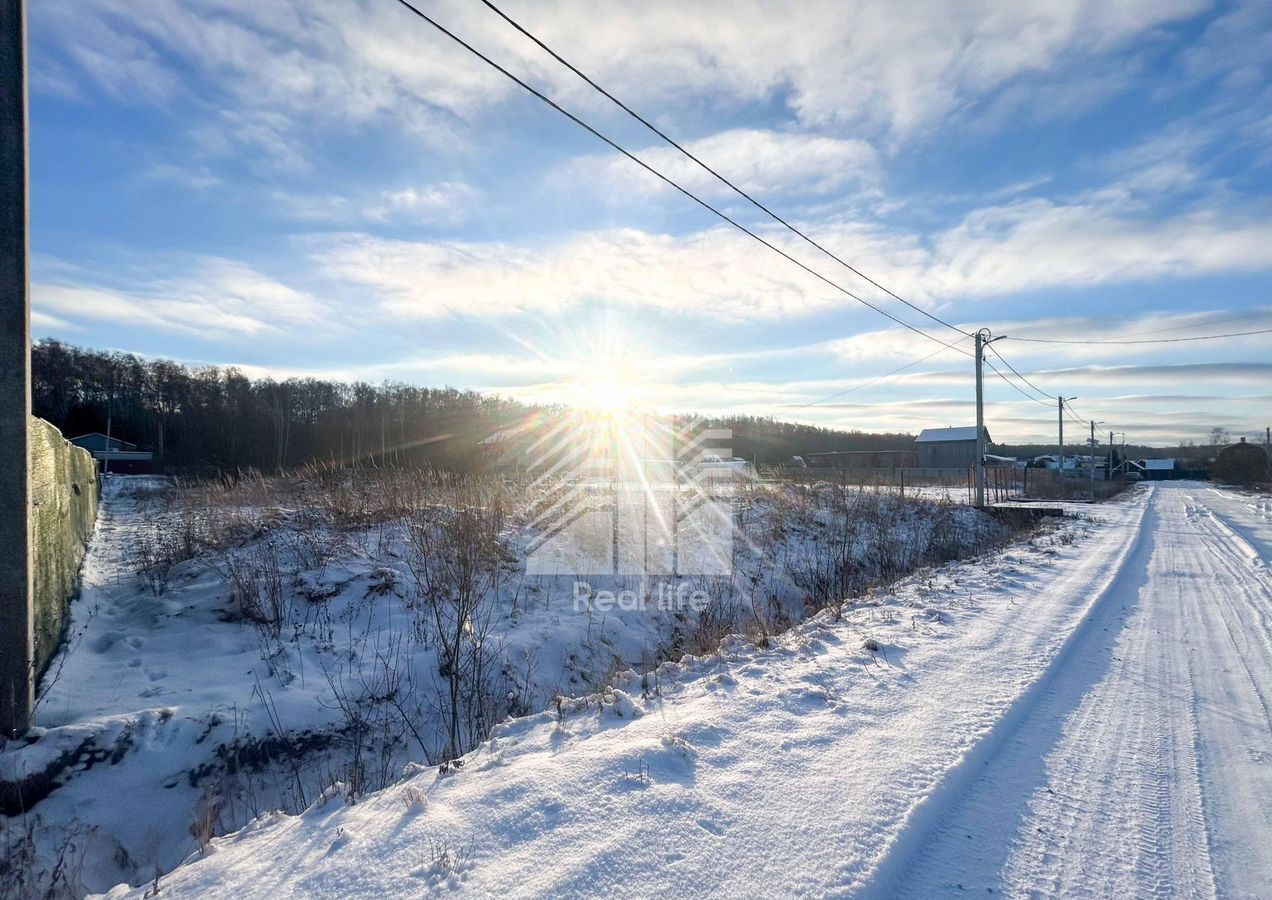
[30,417,99,681]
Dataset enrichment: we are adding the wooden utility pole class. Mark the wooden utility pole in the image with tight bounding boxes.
[0,0,32,738]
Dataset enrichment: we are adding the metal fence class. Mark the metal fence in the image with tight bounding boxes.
[761,466,1135,504]
[761,466,1030,504]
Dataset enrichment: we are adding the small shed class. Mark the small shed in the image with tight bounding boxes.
[915,426,992,469]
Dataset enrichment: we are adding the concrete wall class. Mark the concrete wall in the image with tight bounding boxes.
[30,416,98,678]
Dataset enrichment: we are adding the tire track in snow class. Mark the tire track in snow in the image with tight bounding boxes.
[861,482,1272,898]
[1170,487,1272,896]
[855,487,1158,899]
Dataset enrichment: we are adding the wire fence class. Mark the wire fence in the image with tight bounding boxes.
[761,466,1130,504]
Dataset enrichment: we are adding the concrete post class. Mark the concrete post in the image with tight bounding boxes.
[0,0,32,738]
[1057,397,1065,500]
[974,331,985,507]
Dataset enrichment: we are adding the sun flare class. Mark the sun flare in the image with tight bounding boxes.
[577,373,634,416]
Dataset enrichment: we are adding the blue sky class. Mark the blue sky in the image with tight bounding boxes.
[27,0,1272,445]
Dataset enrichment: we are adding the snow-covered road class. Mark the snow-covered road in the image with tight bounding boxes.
[103,483,1272,898]
[870,482,1272,898]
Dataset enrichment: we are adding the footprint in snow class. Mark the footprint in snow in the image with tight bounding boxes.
[697,819,726,836]
[90,630,125,653]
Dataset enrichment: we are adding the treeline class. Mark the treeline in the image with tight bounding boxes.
[32,340,922,475]
[32,340,527,474]
[705,415,915,463]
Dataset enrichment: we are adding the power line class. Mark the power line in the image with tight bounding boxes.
[1007,327,1272,346]
[988,343,1055,399]
[475,0,971,340]
[389,0,1174,437]
[785,335,973,411]
[984,358,1053,407]
[1064,403,1093,428]
[1100,311,1272,339]
[388,0,973,358]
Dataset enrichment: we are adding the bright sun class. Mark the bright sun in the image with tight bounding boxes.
[578,374,633,415]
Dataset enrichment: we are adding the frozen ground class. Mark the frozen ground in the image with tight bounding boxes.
[95,482,1272,898]
[1,472,1010,896]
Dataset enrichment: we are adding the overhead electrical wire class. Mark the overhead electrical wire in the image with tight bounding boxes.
[392,0,1242,439]
[1093,312,1272,339]
[1007,327,1272,345]
[388,0,972,360]
[1064,402,1094,429]
[987,343,1055,400]
[475,0,972,340]
[984,358,1054,407]
[785,334,973,411]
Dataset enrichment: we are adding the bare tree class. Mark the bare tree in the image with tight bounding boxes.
[405,480,507,760]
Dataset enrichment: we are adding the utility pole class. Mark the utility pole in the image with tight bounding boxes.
[973,328,1005,507]
[1058,398,1064,491]
[0,0,32,737]
[1088,420,1102,484]
[1057,396,1075,500]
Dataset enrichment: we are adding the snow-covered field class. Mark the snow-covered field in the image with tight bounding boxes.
[89,482,1272,898]
[1,471,1017,897]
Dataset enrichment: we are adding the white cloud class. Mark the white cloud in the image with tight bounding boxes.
[31,310,80,333]
[561,129,879,199]
[272,181,480,226]
[905,362,1272,388]
[369,182,482,223]
[33,259,323,337]
[33,0,1214,167]
[926,199,1272,298]
[307,183,1272,323]
[310,227,856,320]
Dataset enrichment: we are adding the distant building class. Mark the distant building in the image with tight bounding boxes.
[1136,458,1177,481]
[915,426,991,468]
[1213,438,1269,485]
[68,433,154,474]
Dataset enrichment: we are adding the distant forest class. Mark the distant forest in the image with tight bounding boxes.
[31,341,917,474]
